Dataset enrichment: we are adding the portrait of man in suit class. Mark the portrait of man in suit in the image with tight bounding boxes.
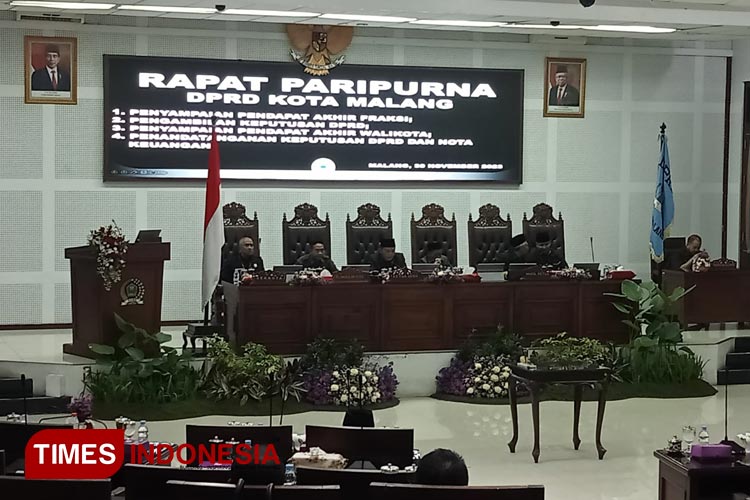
[544,57,586,118]
[25,36,77,105]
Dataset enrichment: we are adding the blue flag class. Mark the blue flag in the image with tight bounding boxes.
[650,132,675,263]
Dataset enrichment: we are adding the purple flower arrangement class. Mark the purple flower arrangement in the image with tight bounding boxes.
[436,358,471,396]
[68,393,93,421]
[303,362,399,406]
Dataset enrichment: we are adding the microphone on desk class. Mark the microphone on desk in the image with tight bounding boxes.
[20,374,28,425]
[720,368,746,456]
[590,236,596,262]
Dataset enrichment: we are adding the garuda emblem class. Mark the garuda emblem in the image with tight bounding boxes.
[286,25,354,76]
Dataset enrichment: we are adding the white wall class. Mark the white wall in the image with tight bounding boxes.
[0,12,735,325]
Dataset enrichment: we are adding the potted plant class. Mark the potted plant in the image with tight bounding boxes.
[528,333,613,371]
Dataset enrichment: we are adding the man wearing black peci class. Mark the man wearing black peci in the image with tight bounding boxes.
[505,233,531,271]
[220,236,264,284]
[370,238,407,272]
[530,231,567,270]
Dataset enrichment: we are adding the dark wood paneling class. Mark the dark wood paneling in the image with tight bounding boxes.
[513,282,578,336]
[578,281,629,343]
[237,280,632,354]
[238,287,310,353]
[663,270,750,325]
[450,283,513,343]
[311,284,381,350]
[382,285,446,351]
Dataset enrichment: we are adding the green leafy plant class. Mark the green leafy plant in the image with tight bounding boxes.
[529,333,613,370]
[84,314,198,403]
[606,280,705,383]
[457,324,524,363]
[200,336,304,405]
[298,337,364,372]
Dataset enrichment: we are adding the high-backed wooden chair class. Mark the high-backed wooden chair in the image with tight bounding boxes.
[0,477,111,500]
[370,483,545,500]
[122,464,232,500]
[282,203,331,265]
[468,203,513,268]
[185,424,294,466]
[522,203,565,260]
[346,203,393,265]
[305,425,414,468]
[296,466,414,500]
[166,480,342,500]
[410,203,458,266]
[223,202,260,258]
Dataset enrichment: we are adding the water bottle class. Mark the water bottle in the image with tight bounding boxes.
[284,463,296,485]
[137,420,149,443]
[698,425,710,444]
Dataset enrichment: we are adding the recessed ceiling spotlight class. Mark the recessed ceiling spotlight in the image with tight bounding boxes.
[580,0,595,7]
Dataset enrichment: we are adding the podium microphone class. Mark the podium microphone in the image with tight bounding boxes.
[720,368,746,456]
[20,374,28,425]
[590,236,595,262]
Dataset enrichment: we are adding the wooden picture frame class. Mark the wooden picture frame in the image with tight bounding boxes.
[543,57,586,118]
[24,36,77,105]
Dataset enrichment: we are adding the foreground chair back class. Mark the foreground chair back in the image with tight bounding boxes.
[296,465,414,500]
[166,480,341,500]
[305,425,414,468]
[0,476,111,499]
[370,483,545,500]
[122,463,232,500]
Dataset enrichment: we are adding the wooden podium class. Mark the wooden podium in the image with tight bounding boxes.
[63,242,170,358]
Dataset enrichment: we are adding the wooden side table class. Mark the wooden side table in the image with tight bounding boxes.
[507,365,610,463]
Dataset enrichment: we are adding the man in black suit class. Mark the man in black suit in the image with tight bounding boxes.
[548,66,580,106]
[530,231,568,270]
[296,240,338,274]
[220,236,264,284]
[31,45,70,92]
[370,238,407,272]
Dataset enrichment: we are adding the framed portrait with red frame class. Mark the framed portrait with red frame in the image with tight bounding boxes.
[24,35,77,105]
[543,57,586,118]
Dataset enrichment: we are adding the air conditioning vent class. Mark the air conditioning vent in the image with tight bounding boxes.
[17,12,85,24]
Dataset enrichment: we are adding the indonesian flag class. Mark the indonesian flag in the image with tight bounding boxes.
[201,130,222,309]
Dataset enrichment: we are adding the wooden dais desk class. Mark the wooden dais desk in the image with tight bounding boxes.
[507,365,610,463]
[236,280,629,354]
[654,449,750,500]
[662,270,750,326]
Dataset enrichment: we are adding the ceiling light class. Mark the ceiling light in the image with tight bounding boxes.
[10,1,114,9]
[222,9,320,17]
[319,13,416,23]
[410,20,504,28]
[118,5,216,14]
[504,24,584,30]
[585,25,676,33]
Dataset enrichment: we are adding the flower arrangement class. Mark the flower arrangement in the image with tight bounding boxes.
[88,221,128,291]
[548,268,592,280]
[436,325,523,399]
[299,338,398,406]
[425,266,464,284]
[68,393,93,421]
[304,361,399,406]
[290,269,327,286]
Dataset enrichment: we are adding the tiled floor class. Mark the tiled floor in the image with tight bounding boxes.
[79,388,750,500]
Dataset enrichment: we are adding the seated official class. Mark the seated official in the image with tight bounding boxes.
[415,448,469,486]
[370,238,407,272]
[220,236,264,284]
[668,234,708,272]
[296,240,339,274]
[530,231,567,270]
[421,241,451,267]
[505,233,531,271]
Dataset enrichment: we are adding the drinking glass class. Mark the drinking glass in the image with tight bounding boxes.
[682,425,696,454]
